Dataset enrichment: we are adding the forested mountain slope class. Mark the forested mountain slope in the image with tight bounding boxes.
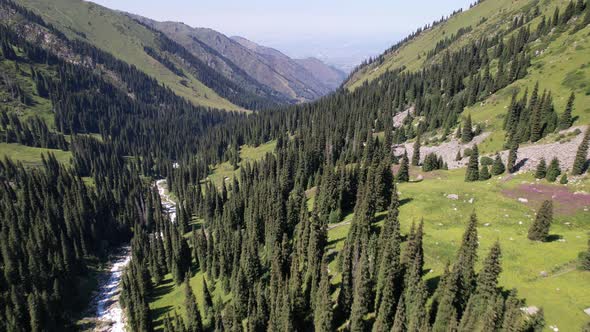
[133,15,345,103]
[11,0,289,110]
[1,0,590,331]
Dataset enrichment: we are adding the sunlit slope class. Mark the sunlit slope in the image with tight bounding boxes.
[16,0,241,110]
[346,0,537,90]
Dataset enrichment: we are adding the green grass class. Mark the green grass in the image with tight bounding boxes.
[149,271,231,330]
[16,0,242,111]
[205,141,277,188]
[0,143,72,166]
[326,167,590,331]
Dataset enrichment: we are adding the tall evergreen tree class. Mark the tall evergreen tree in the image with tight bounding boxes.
[491,153,506,176]
[559,92,575,129]
[314,257,333,332]
[458,242,502,331]
[411,134,421,166]
[572,128,590,176]
[184,276,203,332]
[535,158,547,179]
[462,114,474,143]
[397,151,410,183]
[465,144,480,182]
[507,143,519,173]
[546,157,561,182]
[528,200,553,241]
[349,248,374,332]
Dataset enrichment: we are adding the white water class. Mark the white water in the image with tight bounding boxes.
[94,247,131,332]
[156,179,177,223]
[93,179,175,331]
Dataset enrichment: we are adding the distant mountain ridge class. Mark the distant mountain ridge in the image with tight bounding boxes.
[131,15,345,102]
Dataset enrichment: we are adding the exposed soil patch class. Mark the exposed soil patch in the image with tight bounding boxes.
[502,183,590,215]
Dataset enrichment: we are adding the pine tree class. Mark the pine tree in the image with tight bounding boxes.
[314,257,333,332]
[411,134,421,166]
[391,295,406,332]
[546,157,561,182]
[459,242,502,331]
[559,92,575,129]
[184,276,203,332]
[507,143,519,173]
[373,210,402,332]
[455,150,462,161]
[397,151,410,183]
[465,144,480,182]
[528,200,553,241]
[462,115,474,143]
[479,165,491,180]
[491,153,505,176]
[572,128,590,176]
[535,158,547,179]
[559,173,568,184]
[349,248,373,332]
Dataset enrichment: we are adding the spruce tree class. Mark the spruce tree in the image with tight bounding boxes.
[559,173,568,184]
[535,158,547,179]
[465,144,480,182]
[507,143,519,173]
[491,153,505,176]
[462,115,474,143]
[349,248,373,332]
[559,92,575,129]
[546,157,561,182]
[479,165,491,180]
[397,151,410,183]
[455,150,462,161]
[528,200,553,241]
[411,134,421,166]
[572,128,590,176]
[314,257,333,332]
[184,276,203,332]
[391,295,406,332]
[459,242,502,331]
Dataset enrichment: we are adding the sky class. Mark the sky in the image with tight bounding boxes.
[90,0,473,71]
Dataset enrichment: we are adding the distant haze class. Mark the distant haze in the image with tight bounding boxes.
[90,0,473,72]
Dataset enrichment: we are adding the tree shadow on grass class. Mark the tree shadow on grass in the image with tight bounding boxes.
[545,234,563,242]
[150,282,175,302]
[399,197,413,207]
[151,305,174,331]
[425,275,441,296]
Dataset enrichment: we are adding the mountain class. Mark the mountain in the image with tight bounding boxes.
[10,0,292,110]
[294,57,348,90]
[131,16,345,102]
[2,0,590,331]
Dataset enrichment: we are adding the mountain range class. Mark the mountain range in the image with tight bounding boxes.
[11,0,345,111]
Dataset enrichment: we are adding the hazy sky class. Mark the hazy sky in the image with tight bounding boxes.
[90,0,473,70]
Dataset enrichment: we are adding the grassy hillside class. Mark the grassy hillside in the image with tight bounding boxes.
[346,0,536,89]
[0,143,71,166]
[16,0,242,110]
[323,167,590,331]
